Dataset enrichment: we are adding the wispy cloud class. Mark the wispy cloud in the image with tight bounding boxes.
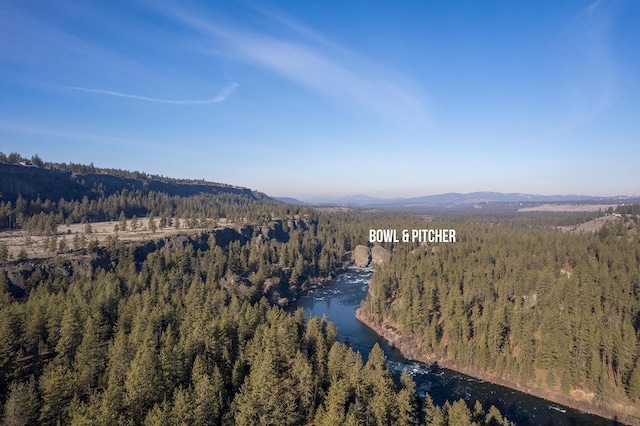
[66,82,238,105]
[156,3,429,125]
[586,0,606,15]
[243,2,347,54]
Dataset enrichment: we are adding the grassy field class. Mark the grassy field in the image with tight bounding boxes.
[0,217,229,261]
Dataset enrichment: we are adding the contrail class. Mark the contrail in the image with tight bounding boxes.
[66,82,238,104]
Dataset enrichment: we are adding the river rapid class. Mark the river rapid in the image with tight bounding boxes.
[290,269,615,426]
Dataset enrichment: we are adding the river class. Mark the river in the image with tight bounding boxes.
[291,269,615,426]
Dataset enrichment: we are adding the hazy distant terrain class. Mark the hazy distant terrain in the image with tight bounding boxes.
[302,192,639,210]
[519,204,619,212]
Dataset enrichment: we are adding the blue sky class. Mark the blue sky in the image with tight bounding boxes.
[1,0,638,199]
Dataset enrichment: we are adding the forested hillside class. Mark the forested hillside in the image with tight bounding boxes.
[0,215,510,425]
[360,209,640,422]
[0,151,267,231]
[0,229,412,424]
[0,154,512,425]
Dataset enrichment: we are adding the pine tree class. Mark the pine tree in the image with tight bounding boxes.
[158,326,183,400]
[191,358,225,425]
[396,371,418,426]
[171,387,194,425]
[58,236,68,253]
[39,363,76,424]
[74,314,105,394]
[119,211,127,232]
[315,379,349,426]
[148,214,157,233]
[485,405,506,425]
[423,394,443,426]
[56,304,82,365]
[3,378,39,426]
[447,399,473,426]
[628,359,640,400]
[143,401,172,426]
[125,343,160,423]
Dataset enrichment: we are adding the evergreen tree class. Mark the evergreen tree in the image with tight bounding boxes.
[628,360,640,401]
[396,371,418,426]
[39,363,76,424]
[74,314,106,394]
[125,343,161,423]
[119,211,127,232]
[3,378,40,426]
[56,304,83,365]
[148,214,156,233]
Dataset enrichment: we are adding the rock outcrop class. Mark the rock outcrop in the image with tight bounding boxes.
[371,245,391,265]
[351,244,391,268]
[352,245,371,267]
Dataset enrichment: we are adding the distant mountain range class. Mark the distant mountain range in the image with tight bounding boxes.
[274,197,306,204]
[298,192,640,208]
[5,158,636,210]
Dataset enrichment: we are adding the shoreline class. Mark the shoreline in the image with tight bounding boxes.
[355,308,640,425]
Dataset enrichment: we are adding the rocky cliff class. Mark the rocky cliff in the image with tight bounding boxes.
[351,244,391,268]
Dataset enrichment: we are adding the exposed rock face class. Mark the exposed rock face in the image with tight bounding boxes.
[371,245,391,265]
[0,163,82,203]
[355,308,423,360]
[350,245,390,268]
[3,221,298,296]
[352,245,371,268]
[356,308,640,425]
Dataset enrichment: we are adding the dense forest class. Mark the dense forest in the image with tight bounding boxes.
[361,207,640,421]
[0,215,510,425]
[0,154,511,425]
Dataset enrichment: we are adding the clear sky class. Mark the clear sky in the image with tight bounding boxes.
[1,0,638,199]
